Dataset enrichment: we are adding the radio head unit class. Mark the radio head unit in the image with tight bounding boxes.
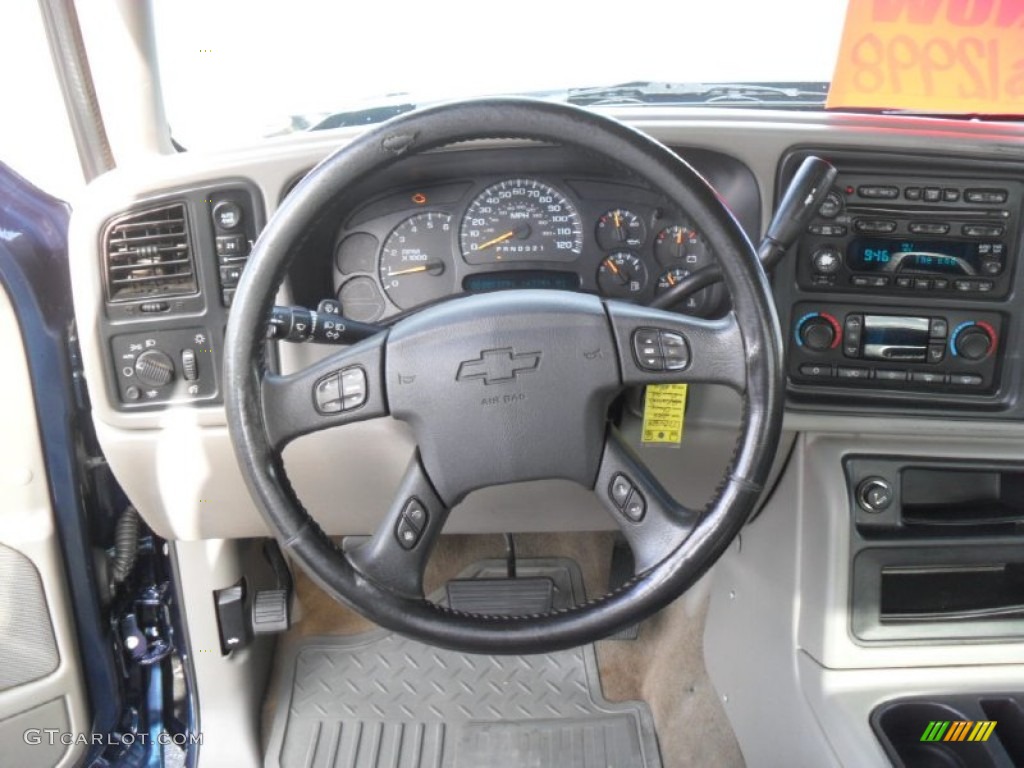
[796,174,1022,299]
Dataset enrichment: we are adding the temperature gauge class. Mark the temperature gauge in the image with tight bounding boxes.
[596,209,645,250]
[598,252,648,299]
[657,268,712,314]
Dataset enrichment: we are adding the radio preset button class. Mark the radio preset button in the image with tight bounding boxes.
[799,363,833,378]
[838,367,871,380]
[908,222,950,235]
[963,224,1005,237]
[851,276,870,287]
[895,276,913,289]
[976,280,995,293]
[923,187,942,202]
[914,279,932,290]
[855,219,897,234]
[903,187,922,200]
[955,280,975,292]
[943,188,961,202]
[932,278,949,290]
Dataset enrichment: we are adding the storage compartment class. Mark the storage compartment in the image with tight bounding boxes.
[902,468,1024,533]
[852,546,1024,641]
[880,563,1024,623]
[873,696,1020,768]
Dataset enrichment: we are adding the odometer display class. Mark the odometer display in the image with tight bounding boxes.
[460,178,583,264]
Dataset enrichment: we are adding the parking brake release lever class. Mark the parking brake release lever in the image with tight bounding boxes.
[651,155,838,310]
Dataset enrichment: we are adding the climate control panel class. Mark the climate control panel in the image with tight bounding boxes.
[789,303,1002,393]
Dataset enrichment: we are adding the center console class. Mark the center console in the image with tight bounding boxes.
[776,149,1024,414]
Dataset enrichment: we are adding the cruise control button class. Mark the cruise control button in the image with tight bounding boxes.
[395,518,422,550]
[610,474,633,508]
[314,373,342,413]
[623,489,646,522]
[402,498,428,531]
[340,367,367,410]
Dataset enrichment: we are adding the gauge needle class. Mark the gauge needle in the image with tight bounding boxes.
[666,272,677,286]
[475,230,516,251]
[605,259,629,285]
[387,261,444,277]
[613,211,622,229]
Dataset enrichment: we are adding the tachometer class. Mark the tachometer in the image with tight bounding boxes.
[460,178,583,264]
[379,212,454,310]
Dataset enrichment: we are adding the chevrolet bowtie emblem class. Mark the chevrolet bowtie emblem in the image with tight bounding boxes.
[456,348,541,385]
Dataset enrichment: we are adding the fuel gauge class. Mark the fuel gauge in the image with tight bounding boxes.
[596,209,646,250]
[598,252,648,299]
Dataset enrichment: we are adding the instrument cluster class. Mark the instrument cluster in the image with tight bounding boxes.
[332,174,724,322]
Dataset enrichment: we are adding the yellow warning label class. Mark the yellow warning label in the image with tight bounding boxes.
[641,384,688,446]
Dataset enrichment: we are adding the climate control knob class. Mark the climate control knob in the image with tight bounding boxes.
[954,326,994,361]
[799,316,838,351]
[134,350,175,387]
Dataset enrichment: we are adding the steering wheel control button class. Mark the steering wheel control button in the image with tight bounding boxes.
[395,498,429,550]
[395,518,422,550]
[632,329,664,371]
[610,474,634,507]
[340,367,367,410]
[314,374,342,413]
[659,332,690,371]
[632,328,690,372]
[857,477,894,513]
[623,490,647,522]
[403,498,428,530]
[213,200,243,230]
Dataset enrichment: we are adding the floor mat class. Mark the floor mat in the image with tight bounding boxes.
[265,558,661,768]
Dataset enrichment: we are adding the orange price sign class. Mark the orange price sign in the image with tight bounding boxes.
[827,0,1024,114]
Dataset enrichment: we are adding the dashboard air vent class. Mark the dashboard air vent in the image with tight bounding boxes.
[104,203,197,302]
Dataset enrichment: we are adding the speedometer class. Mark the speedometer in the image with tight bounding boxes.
[460,178,583,264]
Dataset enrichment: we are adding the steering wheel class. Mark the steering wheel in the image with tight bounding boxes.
[224,98,783,654]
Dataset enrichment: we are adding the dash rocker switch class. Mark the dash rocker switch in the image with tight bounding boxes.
[181,348,199,381]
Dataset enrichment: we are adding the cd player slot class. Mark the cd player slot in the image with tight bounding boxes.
[845,204,1011,219]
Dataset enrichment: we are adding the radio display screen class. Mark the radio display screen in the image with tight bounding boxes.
[848,239,979,276]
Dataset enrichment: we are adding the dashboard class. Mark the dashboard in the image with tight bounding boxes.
[327,152,747,322]
[64,108,1024,545]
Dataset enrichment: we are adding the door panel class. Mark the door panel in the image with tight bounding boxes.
[0,283,89,767]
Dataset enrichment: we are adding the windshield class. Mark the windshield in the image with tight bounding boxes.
[154,0,849,149]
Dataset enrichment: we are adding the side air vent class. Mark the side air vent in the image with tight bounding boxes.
[103,203,197,303]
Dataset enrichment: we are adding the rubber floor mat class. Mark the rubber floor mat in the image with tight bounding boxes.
[265,558,661,768]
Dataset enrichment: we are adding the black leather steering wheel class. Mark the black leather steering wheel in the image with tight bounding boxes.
[224,98,783,654]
